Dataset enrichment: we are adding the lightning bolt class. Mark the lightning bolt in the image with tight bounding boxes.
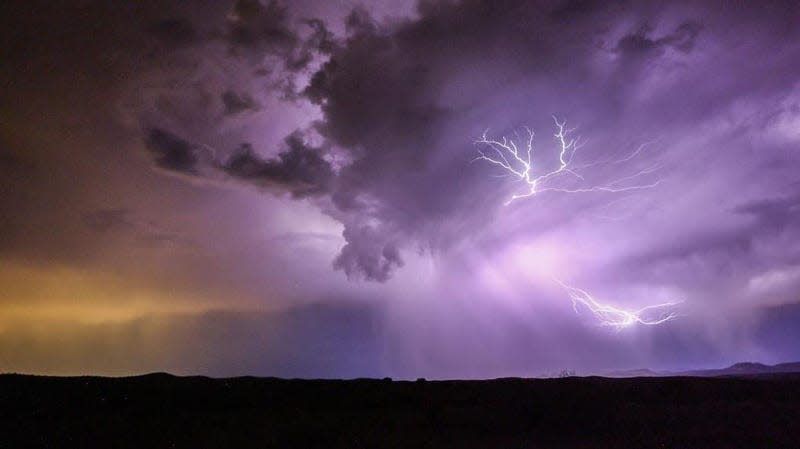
[474,118,682,327]
[555,279,682,329]
[473,117,661,205]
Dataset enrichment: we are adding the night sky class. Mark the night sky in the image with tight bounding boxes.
[1,0,799,378]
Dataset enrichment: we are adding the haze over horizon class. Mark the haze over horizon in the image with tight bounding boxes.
[1,0,799,379]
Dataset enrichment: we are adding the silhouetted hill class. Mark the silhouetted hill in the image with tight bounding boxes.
[607,361,800,378]
[1,372,800,448]
[775,361,800,372]
[605,368,661,377]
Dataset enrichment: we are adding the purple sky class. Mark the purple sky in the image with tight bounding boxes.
[1,0,800,378]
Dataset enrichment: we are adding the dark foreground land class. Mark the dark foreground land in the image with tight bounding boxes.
[2,373,800,448]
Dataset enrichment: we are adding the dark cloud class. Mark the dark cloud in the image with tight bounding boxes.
[144,128,202,175]
[549,0,620,22]
[220,132,334,198]
[664,194,800,261]
[296,1,627,280]
[629,229,752,269]
[292,0,797,283]
[143,124,333,198]
[613,192,800,296]
[615,21,702,57]
[281,17,339,72]
[222,0,333,73]
[133,0,800,289]
[226,0,298,54]
[146,18,199,46]
[303,18,337,55]
[298,4,510,280]
[734,194,800,230]
[221,89,260,115]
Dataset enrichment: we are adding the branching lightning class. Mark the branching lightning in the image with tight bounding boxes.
[474,117,661,205]
[474,118,681,327]
[555,279,682,329]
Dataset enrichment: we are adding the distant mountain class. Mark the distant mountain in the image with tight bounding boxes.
[606,361,800,378]
[605,368,663,378]
[775,362,800,372]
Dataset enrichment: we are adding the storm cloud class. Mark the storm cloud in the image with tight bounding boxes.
[220,132,334,198]
[145,128,205,175]
[139,0,800,286]
[4,0,800,378]
[143,126,334,198]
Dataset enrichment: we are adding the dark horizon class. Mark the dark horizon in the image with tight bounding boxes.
[6,358,800,381]
[1,0,800,379]
[4,371,800,448]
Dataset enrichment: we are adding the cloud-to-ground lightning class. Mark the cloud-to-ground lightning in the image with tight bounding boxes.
[555,279,682,329]
[475,118,681,327]
[474,117,661,205]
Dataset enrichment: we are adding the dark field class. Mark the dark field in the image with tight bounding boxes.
[2,373,799,448]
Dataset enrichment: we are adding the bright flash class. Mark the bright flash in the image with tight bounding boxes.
[555,279,682,329]
[474,118,682,327]
[474,117,661,205]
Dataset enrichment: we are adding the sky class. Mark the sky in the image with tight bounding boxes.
[1,0,799,378]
